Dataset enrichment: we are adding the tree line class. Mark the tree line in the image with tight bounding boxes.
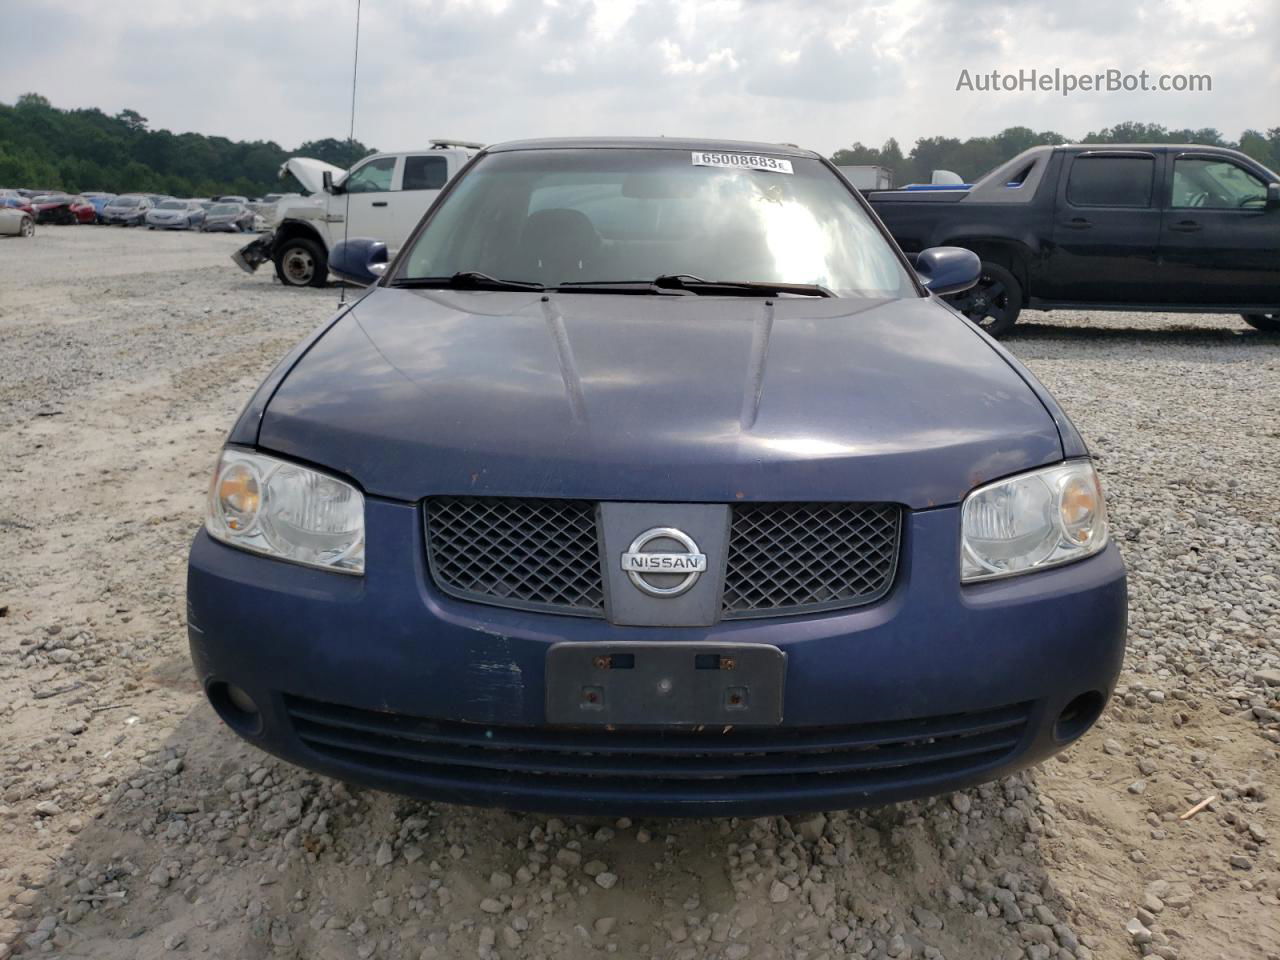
[0,94,376,198]
[833,122,1280,185]
[3,93,1277,197]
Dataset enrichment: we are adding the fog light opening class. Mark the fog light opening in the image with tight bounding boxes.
[1054,690,1104,742]
[207,681,264,736]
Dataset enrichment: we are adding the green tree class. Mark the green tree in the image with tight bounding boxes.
[0,94,380,196]
[295,137,377,169]
[115,108,149,132]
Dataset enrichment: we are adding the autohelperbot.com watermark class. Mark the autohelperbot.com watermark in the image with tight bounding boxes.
[955,67,1211,96]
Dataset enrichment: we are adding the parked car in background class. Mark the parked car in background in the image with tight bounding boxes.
[867,143,1280,335]
[192,137,1126,816]
[202,201,257,233]
[101,194,154,226]
[81,192,118,222]
[0,194,35,215]
[32,194,97,225]
[145,199,207,230]
[233,140,482,287]
[0,205,35,237]
[215,195,250,204]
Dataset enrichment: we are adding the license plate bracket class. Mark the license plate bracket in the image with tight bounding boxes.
[545,642,785,726]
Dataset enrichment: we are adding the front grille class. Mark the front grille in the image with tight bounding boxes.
[423,498,902,619]
[285,694,1029,800]
[722,502,900,618]
[425,497,605,615]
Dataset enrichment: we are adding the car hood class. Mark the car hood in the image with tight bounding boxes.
[258,290,1065,508]
[280,156,345,194]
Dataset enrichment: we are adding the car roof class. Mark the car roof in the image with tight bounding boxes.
[485,137,822,159]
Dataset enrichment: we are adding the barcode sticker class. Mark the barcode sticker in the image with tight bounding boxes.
[691,152,794,174]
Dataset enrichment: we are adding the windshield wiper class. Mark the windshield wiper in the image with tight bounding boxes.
[555,275,833,297]
[391,271,545,291]
[552,280,693,296]
[654,275,834,297]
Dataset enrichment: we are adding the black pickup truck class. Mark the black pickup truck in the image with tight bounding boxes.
[866,144,1280,336]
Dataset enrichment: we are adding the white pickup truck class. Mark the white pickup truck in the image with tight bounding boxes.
[232,140,482,287]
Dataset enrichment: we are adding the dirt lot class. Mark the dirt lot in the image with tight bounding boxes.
[0,226,1277,960]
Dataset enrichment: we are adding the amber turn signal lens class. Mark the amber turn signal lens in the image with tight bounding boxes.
[205,449,365,574]
[216,463,260,531]
[1059,474,1098,543]
[962,459,1107,582]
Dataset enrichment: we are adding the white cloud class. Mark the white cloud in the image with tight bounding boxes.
[1,0,1273,159]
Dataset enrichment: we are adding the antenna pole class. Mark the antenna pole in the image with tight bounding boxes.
[339,0,363,306]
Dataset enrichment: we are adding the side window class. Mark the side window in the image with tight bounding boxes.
[1171,158,1267,209]
[403,155,449,191]
[1066,155,1154,207]
[344,157,396,194]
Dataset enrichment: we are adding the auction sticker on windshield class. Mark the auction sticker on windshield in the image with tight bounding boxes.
[691,151,794,174]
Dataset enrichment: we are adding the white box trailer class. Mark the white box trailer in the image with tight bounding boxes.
[836,164,894,191]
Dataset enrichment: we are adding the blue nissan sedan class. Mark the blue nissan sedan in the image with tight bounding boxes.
[188,138,1126,816]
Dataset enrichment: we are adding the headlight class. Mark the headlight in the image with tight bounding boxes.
[961,460,1107,582]
[206,448,364,574]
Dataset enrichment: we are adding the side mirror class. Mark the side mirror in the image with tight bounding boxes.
[912,246,981,296]
[1266,183,1280,211]
[329,238,389,287]
[322,170,339,195]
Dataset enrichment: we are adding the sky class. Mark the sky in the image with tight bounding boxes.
[3,0,1277,157]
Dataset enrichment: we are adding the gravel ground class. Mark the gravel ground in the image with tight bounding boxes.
[0,226,1277,960]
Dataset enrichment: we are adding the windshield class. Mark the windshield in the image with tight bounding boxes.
[112,197,141,208]
[399,148,917,298]
[158,200,186,210]
[210,204,241,215]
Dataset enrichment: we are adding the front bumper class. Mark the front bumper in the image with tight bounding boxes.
[231,231,273,269]
[187,500,1127,816]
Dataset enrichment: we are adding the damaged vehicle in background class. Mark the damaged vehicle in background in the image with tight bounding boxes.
[190,137,1127,816]
[202,201,257,233]
[32,194,96,224]
[232,140,482,288]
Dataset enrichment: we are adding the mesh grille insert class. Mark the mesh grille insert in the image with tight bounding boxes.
[425,497,605,615]
[722,502,900,617]
[424,498,901,618]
